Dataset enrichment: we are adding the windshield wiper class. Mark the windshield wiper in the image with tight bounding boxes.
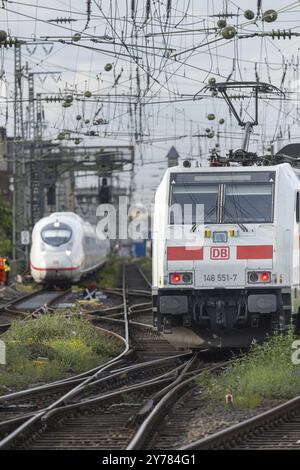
[190,205,217,232]
[238,222,248,232]
[223,208,248,232]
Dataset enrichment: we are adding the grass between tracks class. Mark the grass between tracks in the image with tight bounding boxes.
[95,256,152,289]
[0,313,121,394]
[96,256,124,289]
[197,328,300,409]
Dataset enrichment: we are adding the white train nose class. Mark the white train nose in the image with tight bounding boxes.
[31,251,82,283]
[30,212,109,284]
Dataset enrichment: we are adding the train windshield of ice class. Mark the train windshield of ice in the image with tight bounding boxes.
[152,161,300,349]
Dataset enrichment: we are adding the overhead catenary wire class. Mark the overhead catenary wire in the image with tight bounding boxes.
[2,0,300,181]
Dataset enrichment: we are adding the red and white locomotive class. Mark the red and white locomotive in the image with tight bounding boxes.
[152,161,300,347]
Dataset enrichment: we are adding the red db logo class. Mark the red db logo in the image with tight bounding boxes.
[210,247,230,260]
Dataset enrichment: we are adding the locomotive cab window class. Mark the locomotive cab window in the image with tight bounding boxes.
[169,171,275,225]
[170,184,218,224]
[224,183,274,223]
[41,223,72,247]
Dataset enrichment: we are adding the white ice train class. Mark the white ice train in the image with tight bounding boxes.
[152,162,300,347]
[30,212,109,284]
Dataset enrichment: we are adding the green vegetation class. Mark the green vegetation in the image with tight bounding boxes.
[0,196,12,256]
[96,256,123,289]
[197,329,300,409]
[0,313,121,394]
[96,256,152,289]
[16,281,41,292]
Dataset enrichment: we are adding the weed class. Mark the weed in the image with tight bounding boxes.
[0,313,121,394]
[197,328,300,409]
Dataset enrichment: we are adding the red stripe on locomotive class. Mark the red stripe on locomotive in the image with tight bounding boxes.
[236,245,273,260]
[167,246,204,260]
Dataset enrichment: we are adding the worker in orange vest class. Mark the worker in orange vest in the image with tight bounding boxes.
[3,258,10,286]
[0,257,5,287]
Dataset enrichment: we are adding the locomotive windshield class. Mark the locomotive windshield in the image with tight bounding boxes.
[224,183,273,223]
[169,171,275,224]
[41,223,72,246]
[170,184,218,224]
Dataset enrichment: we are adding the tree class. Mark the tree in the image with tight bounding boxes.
[0,197,12,256]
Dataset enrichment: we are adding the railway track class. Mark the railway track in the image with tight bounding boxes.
[0,263,241,450]
[91,263,178,360]
[127,360,230,450]
[0,286,26,306]
[0,262,197,450]
[12,354,195,450]
[180,394,300,450]
[124,299,300,452]
[0,288,70,333]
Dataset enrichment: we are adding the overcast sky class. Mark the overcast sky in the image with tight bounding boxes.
[1,1,300,204]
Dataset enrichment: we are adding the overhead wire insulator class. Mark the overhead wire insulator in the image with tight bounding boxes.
[166,0,172,23]
[209,13,238,18]
[271,29,292,40]
[48,17,76,24]
[145,0,151,22]
[84,1,91,31]
[131,0,135,21]
[257,0,262,17]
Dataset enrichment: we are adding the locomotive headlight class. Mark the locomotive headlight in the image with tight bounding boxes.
[171,273,181,284]
[248,272,259,283]
[66,249,71,256]
[182,272,192,283]
[248,271,271,284]
[260,272,271,283]
[169,272,193,285]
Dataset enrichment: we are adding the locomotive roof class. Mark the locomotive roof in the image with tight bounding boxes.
[167,162,291,174]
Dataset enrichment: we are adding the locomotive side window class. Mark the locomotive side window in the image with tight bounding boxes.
[224,183,273,223]
[170,184,219,224]
[41,224,72,246]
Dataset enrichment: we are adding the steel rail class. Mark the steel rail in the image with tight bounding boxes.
[39,362,191,421]
[0,266,152,405]
[127,360,233,450]
[134,264,152,289]
[0,357,189,432]
[0,289,45,331]
[0,263,174,450]
[180,394,300,450]
[0,263,149,449]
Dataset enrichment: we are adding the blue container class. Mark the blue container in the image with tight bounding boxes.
[133,240,146,257]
